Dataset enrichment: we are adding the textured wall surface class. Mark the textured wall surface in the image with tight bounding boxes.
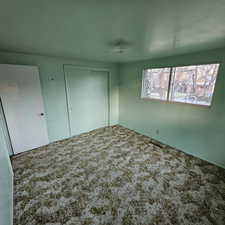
[119,48,225,168]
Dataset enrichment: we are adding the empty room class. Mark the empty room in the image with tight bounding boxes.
[1,0,225,225]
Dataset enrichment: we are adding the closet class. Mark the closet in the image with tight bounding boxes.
[64,65,109,136]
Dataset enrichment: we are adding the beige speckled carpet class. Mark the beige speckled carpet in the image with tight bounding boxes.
[12,125,225,225]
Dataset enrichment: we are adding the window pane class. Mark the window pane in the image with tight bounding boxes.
[169,64,220,106]
[142,67,171,101]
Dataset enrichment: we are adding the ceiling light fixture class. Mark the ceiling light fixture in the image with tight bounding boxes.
[110,39,132,54]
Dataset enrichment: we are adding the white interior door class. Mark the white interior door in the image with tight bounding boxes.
[0,64,49,154]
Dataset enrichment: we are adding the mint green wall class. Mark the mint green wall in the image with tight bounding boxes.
[0,47,224,225]
[0,93,13,224]
[0,51,118,224]
[0,126,13,225]
[119,48,225,168]
[0,103,13,155]
[0,51,119,143]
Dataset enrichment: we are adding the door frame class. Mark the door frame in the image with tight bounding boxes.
[0,97,14,156]
[63,64,110,137]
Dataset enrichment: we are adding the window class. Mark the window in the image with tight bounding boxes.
[142,67,171,101]
[142,64,220,106]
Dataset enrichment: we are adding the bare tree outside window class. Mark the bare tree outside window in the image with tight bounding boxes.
[142,64,220,106]
[142,68,171,101]
[169,64,220,106]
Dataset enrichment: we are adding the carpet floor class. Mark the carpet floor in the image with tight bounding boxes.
[12,125,225,225]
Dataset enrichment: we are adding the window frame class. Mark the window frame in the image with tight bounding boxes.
[141,67,172,102]
[141,63,220,107]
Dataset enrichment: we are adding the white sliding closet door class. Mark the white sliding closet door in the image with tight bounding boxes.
[0,64,49,154]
